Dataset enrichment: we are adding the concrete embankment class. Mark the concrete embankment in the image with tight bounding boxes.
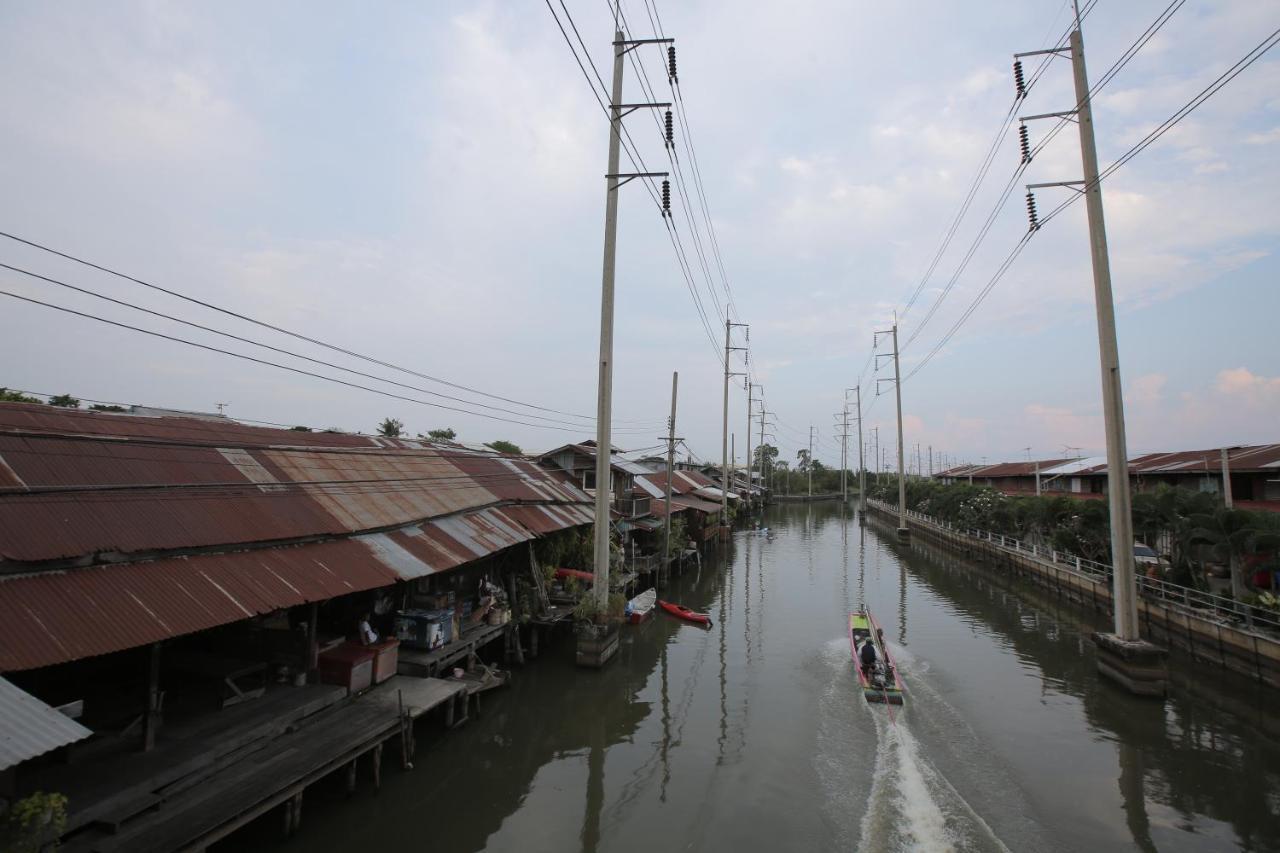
[867,501,1280,690]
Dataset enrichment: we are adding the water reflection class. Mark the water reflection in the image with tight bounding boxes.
[229,504,1280,853]
[891,521,1280,851]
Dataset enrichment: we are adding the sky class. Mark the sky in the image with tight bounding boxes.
[0,0,1276,471]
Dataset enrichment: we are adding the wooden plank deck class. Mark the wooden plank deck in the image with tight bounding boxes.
[63,701,400,853]
[364,675,467,720]
[397,621,507,677]
[44,684,346,837]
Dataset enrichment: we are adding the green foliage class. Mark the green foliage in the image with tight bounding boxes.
[377,417,404,437]
[1,388,40,403]
[427,427,457,441]
[753,443,778,467]
[574,590,626,624]
[4,790,68,852]
[485,440,522,455]
[47,394,80,408]
[664,516,688,560]
[1190,508,1280,600]
[89,404,127,412]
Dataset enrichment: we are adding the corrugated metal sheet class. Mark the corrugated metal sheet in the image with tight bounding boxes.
[673,495,721,514]
[0,677,92,770]
[633,474,665,500]
[0,538,403,671]
[0,404,593,564]
[0,403,596,672]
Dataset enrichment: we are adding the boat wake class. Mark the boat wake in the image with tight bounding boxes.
[816,638,1016,853]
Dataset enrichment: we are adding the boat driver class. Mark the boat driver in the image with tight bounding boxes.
[859,638,877,674]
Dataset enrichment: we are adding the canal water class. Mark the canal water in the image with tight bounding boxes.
[237,502,1280,852]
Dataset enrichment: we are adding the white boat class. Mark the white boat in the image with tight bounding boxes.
[626,588,657,624]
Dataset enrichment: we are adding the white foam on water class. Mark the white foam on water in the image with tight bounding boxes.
[815,635,1014,853]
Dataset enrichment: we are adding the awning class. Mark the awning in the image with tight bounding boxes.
[0,501,592,672]
[673,495,721,514]
[0,677,92,770]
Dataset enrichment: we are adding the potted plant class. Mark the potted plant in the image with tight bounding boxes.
[574,592,624,667]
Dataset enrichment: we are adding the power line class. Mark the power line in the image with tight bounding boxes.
[543,0,725,362]
[0,231,643,424]
[0,262,655,431]
[903,18,1278,383]
[0,288,662,434]
[901,0,1173,352]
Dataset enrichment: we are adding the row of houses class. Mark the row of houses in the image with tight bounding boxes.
[936,444,1280,511]
[0,401,761,832]
[533,441,760,546]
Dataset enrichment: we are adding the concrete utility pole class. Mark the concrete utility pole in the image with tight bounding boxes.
[745,377,754,509]
[853,386,866,516]
[928,445,933,477]
[1222,447,1233,508]
[591,30,671,606]
[840,405,850,501]
[1017,2,1163,692]
[872,427,880,485]
[757,401,767,498]
[808,426,816,497]
[722,319,747,534]
[590,31,627,608]
[876,322,908,540]
[663,372,679,579]
[1071,18,1136,641]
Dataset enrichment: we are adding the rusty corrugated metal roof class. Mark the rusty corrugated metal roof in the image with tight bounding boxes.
[0,403,592,565]
[0,538,401,671]
[0,403,596,671]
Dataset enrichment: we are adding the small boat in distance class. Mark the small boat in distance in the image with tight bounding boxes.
[658,600,713,627]
[626,588,657,624]
[849,609,904,705]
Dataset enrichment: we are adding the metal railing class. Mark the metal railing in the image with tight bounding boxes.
[869,500,1280,633]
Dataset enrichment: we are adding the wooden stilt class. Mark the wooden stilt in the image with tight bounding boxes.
[345,759,357,797]
[372,743,383,793]
[142,642,162,752]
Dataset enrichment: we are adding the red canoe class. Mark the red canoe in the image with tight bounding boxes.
[658,600,713,627]
[554,568,594,582]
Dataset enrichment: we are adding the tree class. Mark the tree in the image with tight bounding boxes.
[377,417,404,438]
[47,394,80,408]
[485,440,522,455]
[1191,508,1280,600]
[0,388,40,403]
[289,425,313,432]
[753,443,778,468]
[427,427,457,441]
[89,404,127,412]
[796,448,811,473]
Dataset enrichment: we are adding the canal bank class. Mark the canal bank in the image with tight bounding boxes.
[866,499,1280,689]
[223,501,1280,853]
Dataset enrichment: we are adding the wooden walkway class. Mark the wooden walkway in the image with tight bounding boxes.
[46,685,346,839]
[60,676,474,852]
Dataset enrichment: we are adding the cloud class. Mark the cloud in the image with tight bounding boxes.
[1215,367,1280,400]
[1244,127,1280,145]
[1130,373,1167,404]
